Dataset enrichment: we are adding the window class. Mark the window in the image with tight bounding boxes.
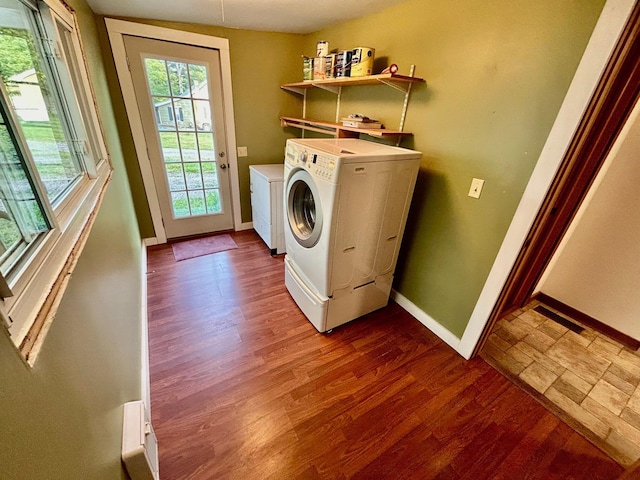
[0,0,110,363]
[0,104,49,275]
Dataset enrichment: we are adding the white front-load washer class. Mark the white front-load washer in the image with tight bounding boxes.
[283,138,421,333]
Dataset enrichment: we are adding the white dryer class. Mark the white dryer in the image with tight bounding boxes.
[283,138,421,332]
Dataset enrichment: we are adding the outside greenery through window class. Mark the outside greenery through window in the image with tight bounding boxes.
[0,0,90,279]
[143,57,221,218]
[0,1,83,205]
[0,107,49,275]
[0,0,110,359]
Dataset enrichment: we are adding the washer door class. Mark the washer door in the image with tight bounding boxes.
[286,169,323,248]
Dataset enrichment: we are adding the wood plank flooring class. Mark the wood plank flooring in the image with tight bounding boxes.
[147,231,624,479]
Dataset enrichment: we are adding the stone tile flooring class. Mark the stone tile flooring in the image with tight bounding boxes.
[481,300,640,466]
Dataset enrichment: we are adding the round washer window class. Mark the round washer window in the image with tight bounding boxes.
[287,169,323,248]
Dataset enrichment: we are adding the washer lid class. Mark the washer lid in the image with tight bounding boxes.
[287,138,421,161]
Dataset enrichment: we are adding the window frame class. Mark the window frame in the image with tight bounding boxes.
[0,0,112,364]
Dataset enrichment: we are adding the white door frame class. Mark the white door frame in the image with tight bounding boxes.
[106,18,242,244]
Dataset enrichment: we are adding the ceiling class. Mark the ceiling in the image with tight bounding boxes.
[85,0,409,34]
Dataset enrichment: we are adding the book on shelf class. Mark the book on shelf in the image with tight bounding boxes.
[341,118,383,129]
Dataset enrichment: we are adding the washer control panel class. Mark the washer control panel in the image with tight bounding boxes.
[285,143,337,181]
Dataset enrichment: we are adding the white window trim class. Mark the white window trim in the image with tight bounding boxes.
[1,0,112,364]
[41,0,73,26]
[105,18,242,244]
[66,11,110,167]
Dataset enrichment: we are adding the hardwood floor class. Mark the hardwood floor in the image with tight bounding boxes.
[147,231,624,479]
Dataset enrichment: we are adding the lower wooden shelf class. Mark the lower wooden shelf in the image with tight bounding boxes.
[280,116,412,140]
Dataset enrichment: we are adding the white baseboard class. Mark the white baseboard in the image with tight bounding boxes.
[237,221,253,231]
[143,237,159,246]
[391,290,467,358]
[140,241,151,413]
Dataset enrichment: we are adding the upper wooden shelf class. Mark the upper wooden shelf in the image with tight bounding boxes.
[281,73,425,95]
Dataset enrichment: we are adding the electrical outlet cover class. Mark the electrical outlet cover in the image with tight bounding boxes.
[468,178,485,199]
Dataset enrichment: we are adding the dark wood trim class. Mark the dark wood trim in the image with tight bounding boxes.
[473,5,640,357]
[533,293,640,350]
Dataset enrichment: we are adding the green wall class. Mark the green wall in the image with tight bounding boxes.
[97,0,604,337]
[0,0,142,478]
[0,1,608,476]
[97,17,304,234]
[302,0,605,337]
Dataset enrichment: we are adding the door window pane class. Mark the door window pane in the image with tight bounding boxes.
[153,96,175,130]
[189,64,208,99]
[167,61,190,98]
[143,55,222,219]
[144,58,170,96]
[290,180,316,238]
[178,132,198,161]
[184,162,202,190]
[201,162,218,188]
[159,132,180,162]
[188,189,205,215]
[194,100,211,131]
[198,132,215,161]
[164,163,185,191]
[205,189,221,214]
[170,191,189,217]
[174,98,194,131]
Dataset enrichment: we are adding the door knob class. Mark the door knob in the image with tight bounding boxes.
[220,163,227,170]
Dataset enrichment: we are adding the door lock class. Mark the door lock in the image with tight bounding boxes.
[219,151,225,158]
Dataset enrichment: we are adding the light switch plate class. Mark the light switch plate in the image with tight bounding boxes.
[468,178,485,199]
[237,146,248,157]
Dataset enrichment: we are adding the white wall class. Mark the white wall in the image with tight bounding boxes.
[537,100,640,340]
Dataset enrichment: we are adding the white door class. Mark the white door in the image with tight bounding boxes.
[123,35,233,239]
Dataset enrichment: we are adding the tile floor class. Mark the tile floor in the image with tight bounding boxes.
[481,299,640,466]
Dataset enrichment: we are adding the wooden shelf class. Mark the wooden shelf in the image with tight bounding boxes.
[280,67,424,145]
[281,73,425,95]
[280,116,413,139]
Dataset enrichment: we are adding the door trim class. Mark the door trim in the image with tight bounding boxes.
[454,0,636,359]
[106,18,241,243]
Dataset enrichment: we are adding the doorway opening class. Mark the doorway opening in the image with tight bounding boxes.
[478,4,640,466]
[106,19,242,244]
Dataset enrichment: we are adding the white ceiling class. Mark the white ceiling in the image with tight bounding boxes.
[85,0,409,34]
